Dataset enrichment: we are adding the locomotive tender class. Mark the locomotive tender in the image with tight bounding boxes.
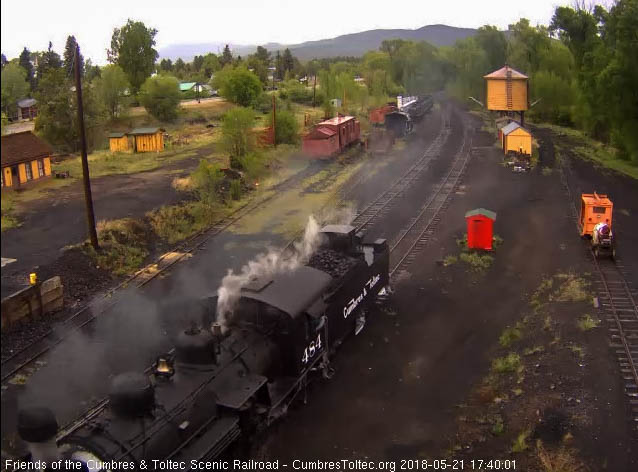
[17,225,390,469]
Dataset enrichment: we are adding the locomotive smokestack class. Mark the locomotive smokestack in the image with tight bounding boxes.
[17,406,60,464]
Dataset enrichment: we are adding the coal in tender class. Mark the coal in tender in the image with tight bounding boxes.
[308,249,358,279]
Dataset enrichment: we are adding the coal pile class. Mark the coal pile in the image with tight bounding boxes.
[308,249,358,279]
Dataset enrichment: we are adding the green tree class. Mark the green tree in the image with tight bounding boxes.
[84,59,101,81]
[139,75,181,121]
[37,42,62,81]
[282,48,294,74]
[475,26,507,72]
[202,53,220,78]
[215,66,262,106]
[221,106,255,157]
[220,45,233,67]
[63,35,83,77]
[268,109,299,144]
[108,19,158,93]
[1,63,30,117]
[35,68,103,151]
[174,58,186,73]
[159,58,173,72]
[97,64,131,119]
[255,46,271,66]
[19,47,35,89]
[193,55,204,72]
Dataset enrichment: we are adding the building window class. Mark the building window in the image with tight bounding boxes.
[25,162,33,180]
[37,159,45,177]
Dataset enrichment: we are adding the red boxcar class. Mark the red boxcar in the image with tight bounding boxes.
[465,208,497,250]
[302,116,360,158]
[369,104,397,125]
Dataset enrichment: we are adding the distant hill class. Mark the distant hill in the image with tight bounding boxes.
[158,24,477,62]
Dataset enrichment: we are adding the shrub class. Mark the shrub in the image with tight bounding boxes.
[221,107,256,157]
[229,179,242,200]
[577,314,599,331]
[86,218,149,275]
[499,325,522,347]
[139,75,181,121]
[147,202,217,244]
[511,430,531,453]
[491,353,521,374]
[459,251,494,272]
[190,160,225,205]
[268,109,299,145]
[238,152,267,180]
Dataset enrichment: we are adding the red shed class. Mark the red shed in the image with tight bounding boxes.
[303,115,360,158]
[369,104,397,125]
[465,208,497,250]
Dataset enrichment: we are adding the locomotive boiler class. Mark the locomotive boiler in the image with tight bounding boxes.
[16,225,389,469]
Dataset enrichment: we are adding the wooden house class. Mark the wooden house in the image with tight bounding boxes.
[484,65,528,112]
[129,128,165,153]
[1,131,53,188]
[108,132,132,153]
[501,122,532,156]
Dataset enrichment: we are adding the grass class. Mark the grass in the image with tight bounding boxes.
[542,166,553,176]
[523,345,545,356]
[146,201,224,244]
[539,123,638,180]
[491,352,522,374]
[499,324,523,347]
[459,251,494,272]
[537,442,584,472]
[511,429,531,453]
[568,343,585,359]
[1,192,20,231]
[83,218,149,275]
[577,314,599,331]
[443,255,458,266]
[491,415,505,436]
[551,274,589,302]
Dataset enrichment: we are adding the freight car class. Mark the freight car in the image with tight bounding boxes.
[16,225,389,468]
[301,116,361,158]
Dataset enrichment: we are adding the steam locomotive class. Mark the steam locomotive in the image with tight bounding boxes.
[385,95,434,137]
[16,225,390,469]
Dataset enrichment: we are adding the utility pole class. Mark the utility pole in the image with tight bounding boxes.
[272,94,277,148]
[312,75,317,108]
[74,44,99,250]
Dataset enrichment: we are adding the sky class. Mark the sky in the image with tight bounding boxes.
[1,0,567,64]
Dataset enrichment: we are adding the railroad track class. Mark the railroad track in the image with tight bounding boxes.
[0,163,331,384]
[351,120,451,234]
[281,110,451,254]
[389,124,472,276]
[558,150,638,430]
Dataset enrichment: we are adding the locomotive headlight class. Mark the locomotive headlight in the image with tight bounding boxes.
[154,355,175,378]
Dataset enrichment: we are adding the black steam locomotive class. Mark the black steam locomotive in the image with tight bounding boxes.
[17,225,389,469]
[385,95,434,137]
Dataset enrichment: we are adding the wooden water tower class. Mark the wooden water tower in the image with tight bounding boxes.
[484,65,529,125]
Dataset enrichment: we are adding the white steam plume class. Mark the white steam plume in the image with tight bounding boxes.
[215,216,322,328]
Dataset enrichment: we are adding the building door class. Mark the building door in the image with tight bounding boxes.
[11,166,19,186]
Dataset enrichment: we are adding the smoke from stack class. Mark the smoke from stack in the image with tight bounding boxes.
[215,216,322,328]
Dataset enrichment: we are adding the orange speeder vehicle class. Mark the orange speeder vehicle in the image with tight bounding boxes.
[579,192,615,258]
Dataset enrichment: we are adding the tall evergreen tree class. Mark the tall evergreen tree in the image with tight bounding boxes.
[37,42,62,82]
[63,35,83,77]
[19,47,35,89]
[282,48,294,74]
[220,44,233,67]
